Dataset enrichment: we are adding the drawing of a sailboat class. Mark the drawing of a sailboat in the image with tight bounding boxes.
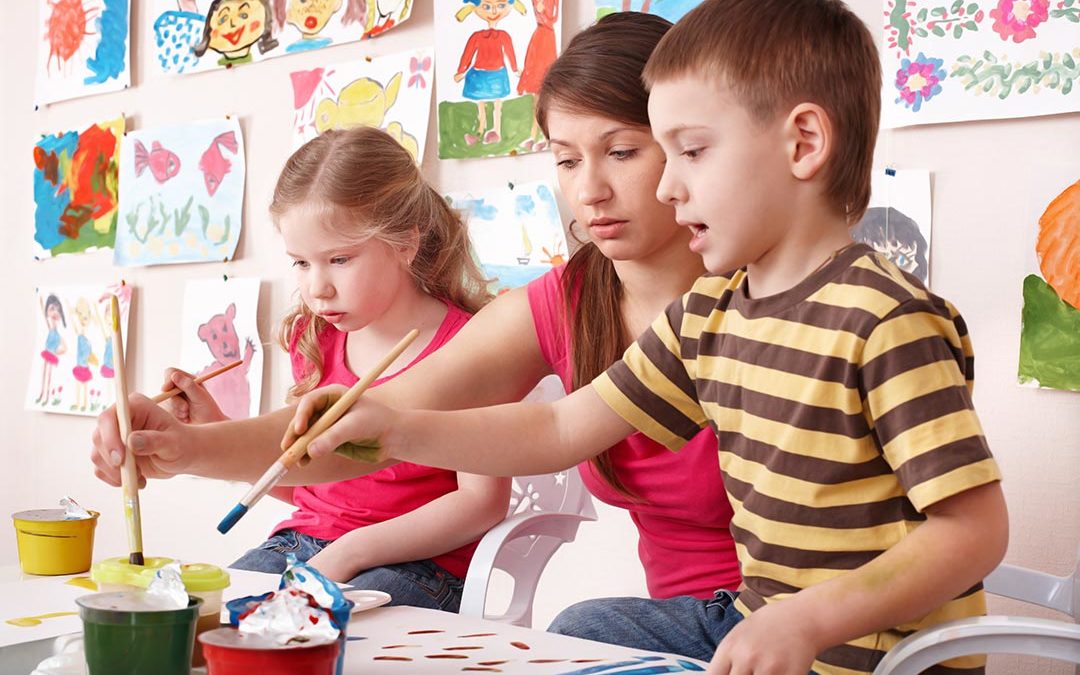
[517,224,532,265]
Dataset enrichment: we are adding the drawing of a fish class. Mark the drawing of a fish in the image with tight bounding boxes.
[199,131,239,197]
[133,140,181,183]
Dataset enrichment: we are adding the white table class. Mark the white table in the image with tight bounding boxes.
[0,565,707,674]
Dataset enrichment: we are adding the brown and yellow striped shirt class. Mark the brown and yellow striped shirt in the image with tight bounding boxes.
[593,245,1001,675]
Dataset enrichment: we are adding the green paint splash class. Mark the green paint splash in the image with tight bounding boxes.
[1018,274,1080,392]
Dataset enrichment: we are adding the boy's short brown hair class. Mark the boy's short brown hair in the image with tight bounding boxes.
[643,0,881,221]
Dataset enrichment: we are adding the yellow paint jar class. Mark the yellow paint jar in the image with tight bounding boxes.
[12,509,100,575]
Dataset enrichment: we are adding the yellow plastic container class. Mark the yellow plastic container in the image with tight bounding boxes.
[12,509,100,575]
[91,557,231,667]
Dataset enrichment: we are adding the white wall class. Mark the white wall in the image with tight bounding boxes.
[1,1,1078,672]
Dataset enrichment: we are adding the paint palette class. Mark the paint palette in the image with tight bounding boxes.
[344,589,392,613]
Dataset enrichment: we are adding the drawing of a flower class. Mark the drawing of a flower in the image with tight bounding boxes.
[895,53,947,112]
[989,0,1049,43]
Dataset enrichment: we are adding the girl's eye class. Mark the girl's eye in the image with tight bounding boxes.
[610,148,637,160]
[330,256,350,265]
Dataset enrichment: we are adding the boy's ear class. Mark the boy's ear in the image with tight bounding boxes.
[784,103,832,182]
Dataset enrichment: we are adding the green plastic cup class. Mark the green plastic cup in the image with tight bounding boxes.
[76,591,203,675]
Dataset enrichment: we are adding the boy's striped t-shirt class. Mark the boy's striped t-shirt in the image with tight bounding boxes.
[593,244,1001,675]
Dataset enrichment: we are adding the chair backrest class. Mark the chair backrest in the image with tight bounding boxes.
[502,468,597,558]
[983,544,1080,621]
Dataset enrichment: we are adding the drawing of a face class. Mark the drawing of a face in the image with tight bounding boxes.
[476,0,513,23]
[74,298,92,329]
[286,0,342,37]
[885,238,920,274]
[46,302,62,328]
[207,0,268,57]
[198,303,243,362]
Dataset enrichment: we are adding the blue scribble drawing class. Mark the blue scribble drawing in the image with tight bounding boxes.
[84,0,129,84]
[557,655,706,675]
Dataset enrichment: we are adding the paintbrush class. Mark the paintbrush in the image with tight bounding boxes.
[217,329,419,534]
[150,360,243,404]
[109,295,144,567]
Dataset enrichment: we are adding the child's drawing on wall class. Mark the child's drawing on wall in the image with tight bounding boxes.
[27,283,132,416]
[181,277,264,419]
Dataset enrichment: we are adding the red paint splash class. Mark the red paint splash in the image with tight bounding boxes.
[46,0,97,71]
[59,123,119,239]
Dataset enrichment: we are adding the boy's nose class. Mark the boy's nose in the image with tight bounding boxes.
[655,166,685,206]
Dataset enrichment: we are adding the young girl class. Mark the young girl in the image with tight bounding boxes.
[37,294,67,405]
[92,13,739,622]
[168,125,509,610]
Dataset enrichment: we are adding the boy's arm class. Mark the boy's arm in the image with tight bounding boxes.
[706,480,1008,675]
[306,473,512,582]
[305,383,636,477]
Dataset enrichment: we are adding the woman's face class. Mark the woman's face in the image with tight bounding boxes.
[546,106,690,263]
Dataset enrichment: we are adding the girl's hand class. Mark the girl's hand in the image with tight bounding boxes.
[160,368,228,424]
[282,385,393,463]
[91,394,198,486]
[307,542,361,584]
[454,72,465,82]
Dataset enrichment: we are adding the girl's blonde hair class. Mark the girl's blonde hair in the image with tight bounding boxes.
[272,126,492,398]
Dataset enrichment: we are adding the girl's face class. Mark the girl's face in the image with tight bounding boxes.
[546,107,690,263]
[208,0,267,55]
[279,202,414,333]
[46,304,61,327]
[476,0,513,23]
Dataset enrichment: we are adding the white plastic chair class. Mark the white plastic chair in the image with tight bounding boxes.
[873,546,1080,675]
[459,467,597,627]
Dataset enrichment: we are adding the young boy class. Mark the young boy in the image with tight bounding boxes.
[290,0,1009,672]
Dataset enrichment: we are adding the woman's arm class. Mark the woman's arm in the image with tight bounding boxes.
[307,473,512,582]
[94,288,554,485]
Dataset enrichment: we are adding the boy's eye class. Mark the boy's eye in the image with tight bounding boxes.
[682,148,703,160]
[291,260,309,269]
[330,256,350,265]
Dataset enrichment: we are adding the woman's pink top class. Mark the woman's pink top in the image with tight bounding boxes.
[528,267,740,598]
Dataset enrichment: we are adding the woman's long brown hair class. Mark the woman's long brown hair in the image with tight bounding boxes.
[535,13,673,497]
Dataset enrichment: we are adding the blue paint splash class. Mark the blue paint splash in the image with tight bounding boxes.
[454,197,498,221]
[535,183,560,221]
[515,194,537,216]
[85,0,129,85]
[34,132,79,252]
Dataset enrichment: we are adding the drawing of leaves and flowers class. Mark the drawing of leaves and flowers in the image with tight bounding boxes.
[952,48,1080,97]
[895,52,948,110]
[886,0,1077,57]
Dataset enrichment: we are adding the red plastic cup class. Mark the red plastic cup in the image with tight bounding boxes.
[199,627,341,675]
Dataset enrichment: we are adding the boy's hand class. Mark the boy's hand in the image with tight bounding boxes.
[708,601,820,675]
[160,368,227,424]
[91,394,197,486]
[283,385,393,463]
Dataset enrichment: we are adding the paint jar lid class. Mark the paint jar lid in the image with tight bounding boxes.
[91,557,230,592]
[91,557,176,587]
[198,626,338,651]
[77,590,202,614]
[178,563,231,592]
[12,508,97,522]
